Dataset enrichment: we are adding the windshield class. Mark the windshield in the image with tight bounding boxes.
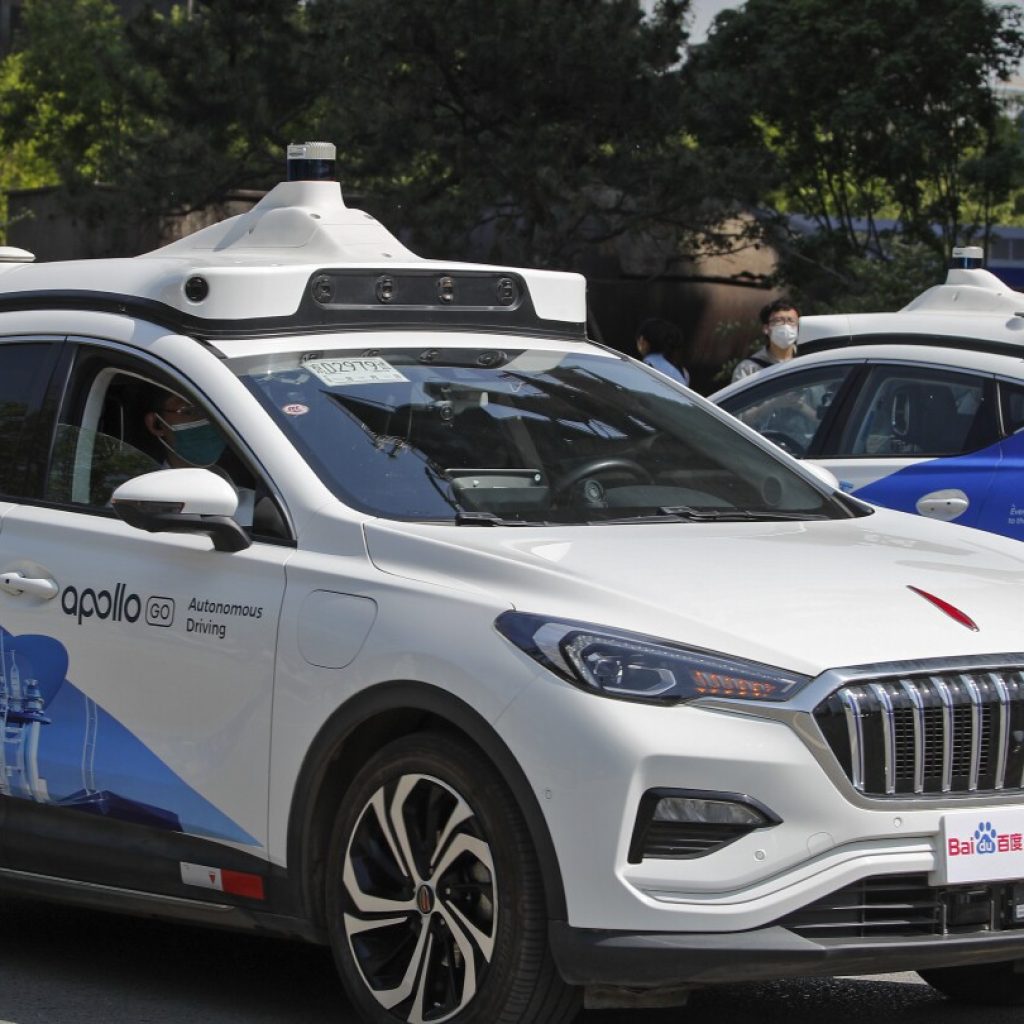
[233,343,860,525]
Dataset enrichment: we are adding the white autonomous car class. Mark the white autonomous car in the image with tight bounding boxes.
[713,249,1024,544]
[0,146,1024,1022]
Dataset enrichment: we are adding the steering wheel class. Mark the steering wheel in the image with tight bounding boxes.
[761,430,805,456]
[552,457,654,497]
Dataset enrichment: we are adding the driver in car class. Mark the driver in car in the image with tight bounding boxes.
[137,382,255,525]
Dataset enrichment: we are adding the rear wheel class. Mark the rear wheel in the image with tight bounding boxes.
[919,960,1024,1005]
[325,731,579,1024]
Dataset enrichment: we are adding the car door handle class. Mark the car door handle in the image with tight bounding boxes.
[0,571,59,600]
[916,489,969,522]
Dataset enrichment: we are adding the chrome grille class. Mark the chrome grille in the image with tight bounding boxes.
[813,670,1024,797]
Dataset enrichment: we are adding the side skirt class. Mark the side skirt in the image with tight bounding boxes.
[0,864,324,943]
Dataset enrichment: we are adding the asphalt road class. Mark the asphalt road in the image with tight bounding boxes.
[0,895,1018,1024]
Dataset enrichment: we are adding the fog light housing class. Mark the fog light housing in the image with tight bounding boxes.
[627,788,780,863]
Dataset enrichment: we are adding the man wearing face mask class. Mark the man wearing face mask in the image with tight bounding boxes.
[139,384,255,526]
[731,299,800,382]
[144,391,226,469]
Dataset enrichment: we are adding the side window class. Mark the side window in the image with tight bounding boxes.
[999,380,1024,435]
[719,364,854,456]
[0,341,59,500]
[838,366,997,458]
[46,367,164,507]
[45,349,289,540]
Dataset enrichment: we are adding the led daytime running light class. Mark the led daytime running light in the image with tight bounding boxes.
[692,670,781,699]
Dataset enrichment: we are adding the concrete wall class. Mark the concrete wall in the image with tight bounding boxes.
[585,224,781,393]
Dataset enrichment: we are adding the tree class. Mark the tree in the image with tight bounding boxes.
[0,0,325,243]
[0,0,769,275]
[303,0,713,267]
[118,0,321,216]
[0,0,149,238]
[0,48,56,240]
[124,0,717,270]
[686,0,1024,308]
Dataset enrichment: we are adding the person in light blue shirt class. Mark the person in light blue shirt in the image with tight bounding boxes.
[635,317,689,386]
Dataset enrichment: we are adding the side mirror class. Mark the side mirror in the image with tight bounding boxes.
[111,468,250,552]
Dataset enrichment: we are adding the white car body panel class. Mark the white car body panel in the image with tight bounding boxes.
[362,510,1024,673]
[0,505,288,847]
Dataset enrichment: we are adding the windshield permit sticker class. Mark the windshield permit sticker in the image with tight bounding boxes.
[282,403,310,416]
[302,356,409,386]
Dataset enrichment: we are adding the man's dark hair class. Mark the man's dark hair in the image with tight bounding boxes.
[134,380,175,417]
[759,299,800,325]
[123,379,178,460]
[636,317,685,357]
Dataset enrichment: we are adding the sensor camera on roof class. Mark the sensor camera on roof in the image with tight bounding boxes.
[950,245,985,269]
[287,140,337,182]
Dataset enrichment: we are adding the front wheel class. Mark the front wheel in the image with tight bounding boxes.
[919,960,1024,1005]
[325,731,579,1024]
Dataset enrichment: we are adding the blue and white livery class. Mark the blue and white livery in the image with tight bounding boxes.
[714,253,1024,542]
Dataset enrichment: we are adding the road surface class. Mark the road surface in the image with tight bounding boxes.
[0,895,1017,1023]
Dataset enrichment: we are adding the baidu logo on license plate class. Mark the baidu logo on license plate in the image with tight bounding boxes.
[936,808,1024,884]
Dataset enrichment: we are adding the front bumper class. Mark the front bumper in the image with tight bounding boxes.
[550,922,1024,987]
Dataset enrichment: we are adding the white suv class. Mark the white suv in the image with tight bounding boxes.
[2,146,1024,1022]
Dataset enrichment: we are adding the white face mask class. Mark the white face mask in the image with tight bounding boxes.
[769,323,798,350]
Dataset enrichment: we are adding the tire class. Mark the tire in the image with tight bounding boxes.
[919,960,1024,1005]
[325,731,580,1024]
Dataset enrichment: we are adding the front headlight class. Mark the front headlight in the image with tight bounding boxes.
[495,611,809,705]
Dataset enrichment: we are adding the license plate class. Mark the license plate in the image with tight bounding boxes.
[934,807,1024,885]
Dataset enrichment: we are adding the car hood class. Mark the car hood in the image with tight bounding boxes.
[364,507,1024,677]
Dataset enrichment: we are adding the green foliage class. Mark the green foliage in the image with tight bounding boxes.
[777,235,945,315]
[0,0,158,241]
[118,0,320,213]
[300,0,718,266]
[2,0,1024,305]
[1,0,746,269]
[0,50,56,239]
[12,0,136,180]
[0,0,319,239]
[687,0,1024,306]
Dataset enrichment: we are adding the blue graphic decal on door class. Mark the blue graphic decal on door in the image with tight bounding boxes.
[0,627,257,845]
[850,437,1004,536]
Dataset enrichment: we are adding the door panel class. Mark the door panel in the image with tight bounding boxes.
[821,450,996,530]
[815,455,924,494]
[970,431,1024,541]
[823,363,1000,531]
[0,506,288,883]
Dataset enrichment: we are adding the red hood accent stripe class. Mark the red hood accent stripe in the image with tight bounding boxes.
[907,586,979,632]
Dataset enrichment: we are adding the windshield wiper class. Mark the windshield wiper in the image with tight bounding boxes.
[453,511,552,526]
[657,505,830,522]
[454,511,506,526]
